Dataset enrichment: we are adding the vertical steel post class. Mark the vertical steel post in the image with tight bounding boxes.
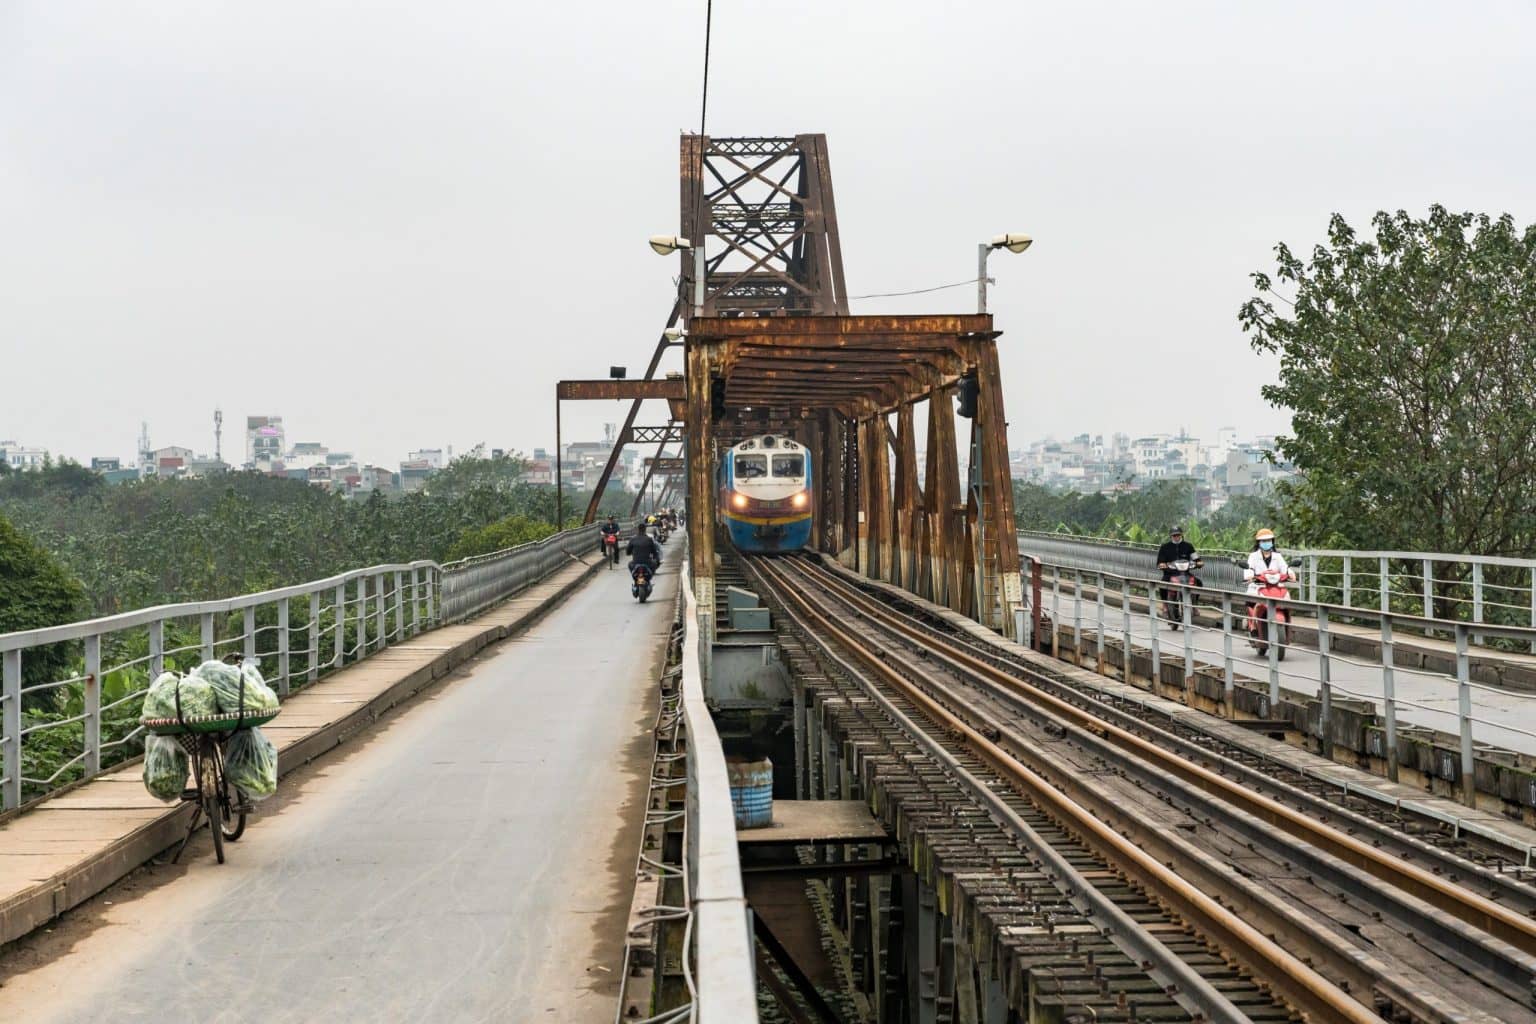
[334,583,346,667]
[411,568,422,635]
[1,649,19,810]
[1148,582,1162,691]
[1266,599,1280,706]
[83,633,101,777]
[1095,571,1106,675]
[1379,556,1390,614]
[1317,606,1332,759]
[1472,561,1484,643]
[1530,572,1536,655]
[1181,584,1195,700]
[149,619,165,679]
[1381,615,1399,782]
[242,606,255,662]
[1456,623,1475,805]
[1121,576,1133,684]
[201,612,215,662]
[277,597,291,697]
[1423,558,1434,621]
[355,577,368,655]
[1342,558,1352,609]
[1220,593,1235,718]
[308,591,321,682]
[375,573,386,651]
[394,571,405,642]
[1072,569,1083,665]
[1050,567,1061,659]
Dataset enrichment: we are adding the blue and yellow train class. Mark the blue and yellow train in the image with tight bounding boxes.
[718,434,813,553]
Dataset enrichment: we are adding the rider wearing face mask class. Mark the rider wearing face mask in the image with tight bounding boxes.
[1243,528,1296,606]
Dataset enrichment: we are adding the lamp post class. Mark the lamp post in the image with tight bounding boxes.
[650,235,706,318]
[977,233,1033,314]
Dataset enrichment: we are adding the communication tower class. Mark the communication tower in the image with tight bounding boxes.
[214,408,223,463]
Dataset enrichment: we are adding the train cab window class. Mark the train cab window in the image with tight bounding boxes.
[772,454,804,478]
[735,454,768,479]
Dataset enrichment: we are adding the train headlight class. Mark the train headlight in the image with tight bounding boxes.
[732,492,747,509]
[791,492,808,509]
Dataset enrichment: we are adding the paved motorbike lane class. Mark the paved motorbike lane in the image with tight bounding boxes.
[1,559,677,1024]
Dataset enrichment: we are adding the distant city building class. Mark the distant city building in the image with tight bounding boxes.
[147,445,195,478]
[524,458,554,485]
[90,456,121,472]
[1013,427,1291,505]
[0,441,48,471]
[246,416,285,470]
[407,448,444,470]
[399,459,434,493]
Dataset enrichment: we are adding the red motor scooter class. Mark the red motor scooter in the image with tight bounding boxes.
[1247,567,1294,659]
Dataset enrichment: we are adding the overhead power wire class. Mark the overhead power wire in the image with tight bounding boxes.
[700,0,713,138]
[849,276,985,300]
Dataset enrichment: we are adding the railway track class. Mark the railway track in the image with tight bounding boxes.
[740,551,1536,1024]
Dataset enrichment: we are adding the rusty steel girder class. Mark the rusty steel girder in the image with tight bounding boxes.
[557,379,685,401]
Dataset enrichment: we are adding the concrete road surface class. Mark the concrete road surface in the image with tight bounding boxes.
[0,561,676,1024]
[1052,593,1536,755]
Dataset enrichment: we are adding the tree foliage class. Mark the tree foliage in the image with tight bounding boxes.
[1013,480,1268,551]
[0,511,87,690]
[1240,206,1536,556]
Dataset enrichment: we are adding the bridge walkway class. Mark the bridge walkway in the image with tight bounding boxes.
[0,554,676,1022]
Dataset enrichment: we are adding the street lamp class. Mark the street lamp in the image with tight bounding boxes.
[977,233,1033,314]
[649,235,706,318]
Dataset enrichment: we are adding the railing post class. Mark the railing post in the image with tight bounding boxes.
[1341,557,1352,609]
[1456,623,1475,806]
[83,633,101,777]
[1220,593,1235,719]
[1379,556,1390,615]
[1266,598,1280,706]
[277,597,291,697]
[242,606,256,663]
[1050,567,1060,659]
[3,649,23,810]
[334,582,347,668]
[1072,569,1083,665]
[411,568,422,636]
[1472,561,1484,643]
[308,591,321,683]
[1530,571,1536,656]
[1306,554,1318,604]
[1181,584,1195,703]
[394,570,405,642]
[1095,571,1106,675]
[355,577,368,655]
[201,612,215,662]
[1120,576,1133,685]
[429,569,440,625]
[1381,615,1399,782]
[1422,558,1434,621]
[1317,606,1332,760]
[149,619,165,679]
[1148,582,1162,691]
[374,572,386,650]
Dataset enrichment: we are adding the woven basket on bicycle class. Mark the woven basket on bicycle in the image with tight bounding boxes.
[141,709,280,737]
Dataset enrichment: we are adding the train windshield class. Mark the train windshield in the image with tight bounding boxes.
[735,454,768,479]
[772,454,804,478]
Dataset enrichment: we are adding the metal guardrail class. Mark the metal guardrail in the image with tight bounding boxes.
[1020,531,1536,651]
[0,521,633,812]
[1021,555,1536,804]
[677,565,758,1022]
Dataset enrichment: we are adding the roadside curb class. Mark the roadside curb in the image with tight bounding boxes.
[0,554,605,950]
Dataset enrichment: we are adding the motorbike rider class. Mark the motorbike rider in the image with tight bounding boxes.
[626,523,662,576]
[598,516,621,563]
[1243,528,1297,623]
[1156,526,1200,620]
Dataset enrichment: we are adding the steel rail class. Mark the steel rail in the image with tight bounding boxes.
[799,555,1536,961]
[786,556,1536,1015]
[747,556,1376,1024]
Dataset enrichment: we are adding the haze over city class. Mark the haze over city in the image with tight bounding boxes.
[5,2,1534,467]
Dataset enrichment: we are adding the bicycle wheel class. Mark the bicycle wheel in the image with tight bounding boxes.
[220,782,248,842]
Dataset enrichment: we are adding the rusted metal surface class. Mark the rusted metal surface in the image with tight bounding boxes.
[627,425,683,445]
[556,379,685,401]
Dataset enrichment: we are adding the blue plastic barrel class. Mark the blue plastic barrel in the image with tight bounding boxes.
[728,757,774,829]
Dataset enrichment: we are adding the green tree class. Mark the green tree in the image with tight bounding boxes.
[0,512,87,697]
[1240,206,1536,558]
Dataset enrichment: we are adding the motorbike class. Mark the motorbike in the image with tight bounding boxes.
[631,561,655,603]
[655,522,670,543]
[1160,557,1203,629]
[602,532,620,569]
[1247,568,1293,659]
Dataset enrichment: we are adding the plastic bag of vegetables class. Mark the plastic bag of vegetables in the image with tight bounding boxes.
[141,671,218,723]
[142,734,189,802]
[193,660,279,718]
[223,727,278,801]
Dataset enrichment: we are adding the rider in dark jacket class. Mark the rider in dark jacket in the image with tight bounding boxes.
[598,516,620,561]
[626,525,661,573]
[1156,525,1199,608]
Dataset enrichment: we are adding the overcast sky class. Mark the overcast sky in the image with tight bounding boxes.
[4,1,1533,468]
